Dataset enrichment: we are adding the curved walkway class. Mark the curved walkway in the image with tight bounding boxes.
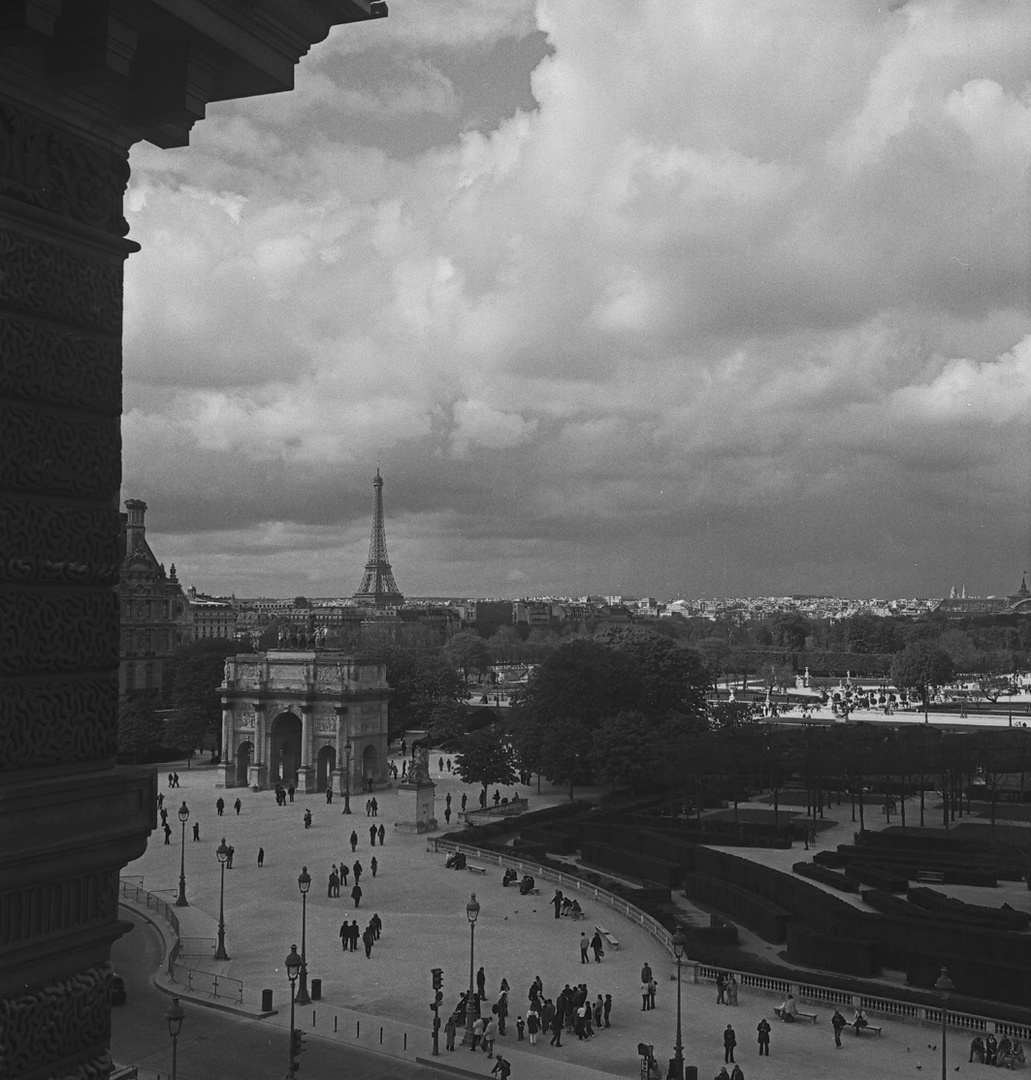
[126,760,986,1079]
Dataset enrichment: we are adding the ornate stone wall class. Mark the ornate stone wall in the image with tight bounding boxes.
[0,3,386,1077]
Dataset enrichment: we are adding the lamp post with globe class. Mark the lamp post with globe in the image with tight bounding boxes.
[461,893,480,1047]
[175,801,190,907]
[214,837,231,961]
[670,928,687,1080]
[295,866,312,1005]
[164,996,185,1080]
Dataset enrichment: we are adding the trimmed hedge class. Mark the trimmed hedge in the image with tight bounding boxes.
[861,889,930,918]
[906,887,1031,930]
[907,951,1031,1010]
[787,923,881,977]
[580,841,684,888]
[792,861,861,892]
[843,864,909,893]
[682,872,791,943]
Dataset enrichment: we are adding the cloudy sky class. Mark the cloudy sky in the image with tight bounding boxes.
[122,0,1031,602]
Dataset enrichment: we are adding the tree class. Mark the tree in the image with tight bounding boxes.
[890,641,956,710]
[166,637,245,755]
[117,697,163,765]
[454,726,517,803]
[539,715,595,800]
[293,596,311,608]
[163,705,209,759]
[444,630,492,687]
[594,628,708,722]
[382,647,465,741]
[590,711,663,794]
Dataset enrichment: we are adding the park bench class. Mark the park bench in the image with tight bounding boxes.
[595,924,620,950]
[854,1023,882,1036]
[467,864,488,875]
[774,1006,818,1024]
[916,871,945,884]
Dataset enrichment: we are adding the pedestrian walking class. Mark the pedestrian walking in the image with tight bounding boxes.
[350,830,358,852]
[495,991,508,1035]
[163,822,172,844]
[490,1055,510,1079]
[461,793,468,812]
[378,823,385,845]
[340,862,349,886]
[226,844,234,868]
[446,758,452,772]
[351,883,362,908]
[730,1066,744,1080]
[216,797,225,816]
[339,920,349,951]
[716,971,726,1004]
[549,1008,563,1046]
[173,772,180,787]
[516,1015,524,1041]
[371,856,378,878]
[445,1014,457,1051]
[757,1018,771,1057]
[604,993,612,1027]
[527,1010,539,1045]
[257,846,264,867]
[288,784,294,802]
[370,824,377,845]
[192,822,200,841]
[471,1016,484,1051]
[328,869,339,897]
[444,806,451,824]
[234,797,241,815]
[362,925,374,957]
[350,920,360,950]
[371,797,378,816]
[370,912,381,939]
[552,890,563,919]
[353,860,362,884]
[831,1010,845,1048]
[326,787,333,803]
[579,932,590,963]
[724,1024,737,1064]
[439,756,444,772]
[157,792,164,809]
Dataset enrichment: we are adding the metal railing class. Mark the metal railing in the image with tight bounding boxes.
[119,878,246,1006]
[432,838,1031,1043]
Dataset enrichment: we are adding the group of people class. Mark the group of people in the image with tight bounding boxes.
[338,912,382,957]
[551,890,583,919]
[715,971,740,1006]
[325,859,373,907]
[350,825,385,850]
[970,1034,1026,1067]
[273,783,294,806]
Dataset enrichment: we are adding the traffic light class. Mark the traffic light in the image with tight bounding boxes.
[430,990,443,1009]
[291,1028,306,1058]
[432,968,443,991]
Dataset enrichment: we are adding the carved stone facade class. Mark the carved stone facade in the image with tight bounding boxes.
[218,651,390,795]
[0,3,386,1077]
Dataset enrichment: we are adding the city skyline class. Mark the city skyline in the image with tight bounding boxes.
[121,2,1031,601]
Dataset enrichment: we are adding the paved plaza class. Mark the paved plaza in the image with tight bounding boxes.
[127,755,997,1079]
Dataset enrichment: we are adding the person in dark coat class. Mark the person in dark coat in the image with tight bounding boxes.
[371,856,378,878]
[370,824,377,845]
[257,847,264,867]
[351,883,362,908]
[590,930,604,962]
[603,994,612,1027]
[216,797,225,816]
[378,823,385,845]
[370,912,382,939]
[461,793,468,812]
[234,797,242,815]
[353,860,362,884]
[552,890,563,918]
[350,829,358,852]
[339,862,348,886]
[724,1024,737,1063]
[757,1018,771,1056]
[495,991,508,1035]
[579,932,590,963]
[192,822,199,841]
[349,920,359,951]
[339,920,349,951]
[163,822,172,844]
[477,966,486,1001]
[831,1010,846,1048]
[362,925,374,957]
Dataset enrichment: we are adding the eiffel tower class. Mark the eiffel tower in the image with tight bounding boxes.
[353,469,405,607]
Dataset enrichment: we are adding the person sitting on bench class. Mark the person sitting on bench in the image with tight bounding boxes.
[502,868,518,887]
[778,995,798,1022]
[518,874,535,895]
[852,1008,868,1032]
[568,899,582,917]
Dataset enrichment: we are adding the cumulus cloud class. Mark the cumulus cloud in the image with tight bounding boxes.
[124,0,1031,600]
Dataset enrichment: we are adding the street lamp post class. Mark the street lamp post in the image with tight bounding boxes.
[285,944,301,1079]
[342,740,352,815]
[164,995,185,1080]
[214,837,231,960]
[175,801,190,907]
[461,893,480,1047]
[671,929,686,1080]
[935,967,954,1080]
[295,866,312,1005]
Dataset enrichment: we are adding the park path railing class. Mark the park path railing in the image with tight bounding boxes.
[432,838,1031,1043]
[118,879,245,1006]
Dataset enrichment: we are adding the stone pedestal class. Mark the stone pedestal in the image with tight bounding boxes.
[248,763,270,791]
[297,766,316,794]
[216,763,239,789]
[394,780,437,833]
